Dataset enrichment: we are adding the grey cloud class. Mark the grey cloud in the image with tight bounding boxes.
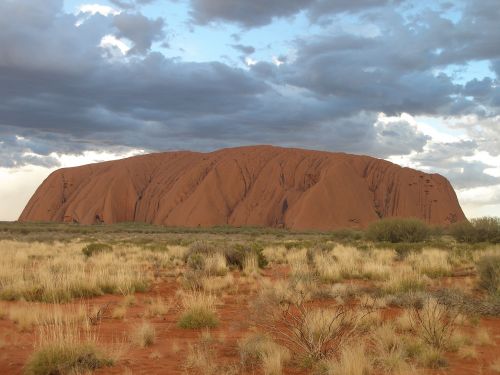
[231,44,255,55]
[187,0,399,28]
[410,141,500,189]
[113,13,166,54]
[189,0,314,27]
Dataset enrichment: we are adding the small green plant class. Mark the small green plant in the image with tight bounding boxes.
[178,292,218,329]
[82,243,112,257]
[24,343,113,375]
[366,218,430,243]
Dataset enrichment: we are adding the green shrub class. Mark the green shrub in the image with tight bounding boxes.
[24,343,113,375]
[473,217,500,243]
[187,253,206,271]
[178,309,218,329]
[366,218,430,243]
[477,255,500,295]
[82,243,112,257]
[450,217,500,243]
[184,241,215,259]
[223,243,268,269]
[328,229,364,242]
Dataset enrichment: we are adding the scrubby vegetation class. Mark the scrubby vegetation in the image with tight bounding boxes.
[366,218,430,243]
[0,220,498,374]
[477,255,500,295]
[450,216,500,243]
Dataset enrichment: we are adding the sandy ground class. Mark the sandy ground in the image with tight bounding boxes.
[1,266,499,375]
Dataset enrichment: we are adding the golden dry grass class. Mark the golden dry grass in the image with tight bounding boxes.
[131,321,156,347]
[0,241,154,302]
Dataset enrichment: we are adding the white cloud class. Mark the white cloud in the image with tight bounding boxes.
[457,184,500,218]
[245,57,258,66]
[100,34,130,55]
[463,151,500,177]
[0,166,56,221]
[78,4,120,17]
[272,56,284,66]
[0,149,145,221]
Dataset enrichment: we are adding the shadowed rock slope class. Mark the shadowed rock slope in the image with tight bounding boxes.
[19,146,466,230]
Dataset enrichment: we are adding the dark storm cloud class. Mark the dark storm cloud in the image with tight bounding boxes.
[187,0,400,28]
[113,12,165,54]
[0,0,499,197]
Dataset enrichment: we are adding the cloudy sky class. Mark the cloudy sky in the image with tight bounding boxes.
[1,0,499,220]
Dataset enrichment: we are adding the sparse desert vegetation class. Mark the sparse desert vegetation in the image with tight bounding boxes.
[0,220,499,374]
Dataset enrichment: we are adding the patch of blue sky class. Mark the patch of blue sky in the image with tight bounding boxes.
[438,60,495,85]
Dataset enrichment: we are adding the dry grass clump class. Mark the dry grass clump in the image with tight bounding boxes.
[382,266,427,294]
[324,342,372,375]
[395,309,413,332]
[202,274,234,292]
[371,324,410,373]
[145,297,170,317]
[0,241,152,302]
[184,330,236,375]
[407,248,452,278]
[204,253,228,276]
[131,321,156,347]
[122,294,137,307]
[243,253,260,276]
[24,317,114,375]
[457,345,478,359]
[8,303,86,332]
[111,305,127,320]
[286,248,310,279]
[417,346,448,368]
[312,246,393,283]
[409,297,458,350]
[167,245,188,262]
[263,246,287,264]
[178,292,218,329]
[263,300,363,363]
[239,333,290,374]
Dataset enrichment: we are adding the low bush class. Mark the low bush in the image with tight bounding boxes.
[450,217,500,243]
[223,243,268,270]
[477,255,500,295]
[81,243,112,257]
[366,218,430,243]
[409,297,458,350]
[184,241,215,261]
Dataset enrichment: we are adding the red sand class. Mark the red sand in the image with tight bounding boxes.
[19,145,466,230]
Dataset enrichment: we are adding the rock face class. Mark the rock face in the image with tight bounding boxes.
[19,145,466,230]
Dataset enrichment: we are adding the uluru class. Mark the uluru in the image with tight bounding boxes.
[19,145,466,230]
